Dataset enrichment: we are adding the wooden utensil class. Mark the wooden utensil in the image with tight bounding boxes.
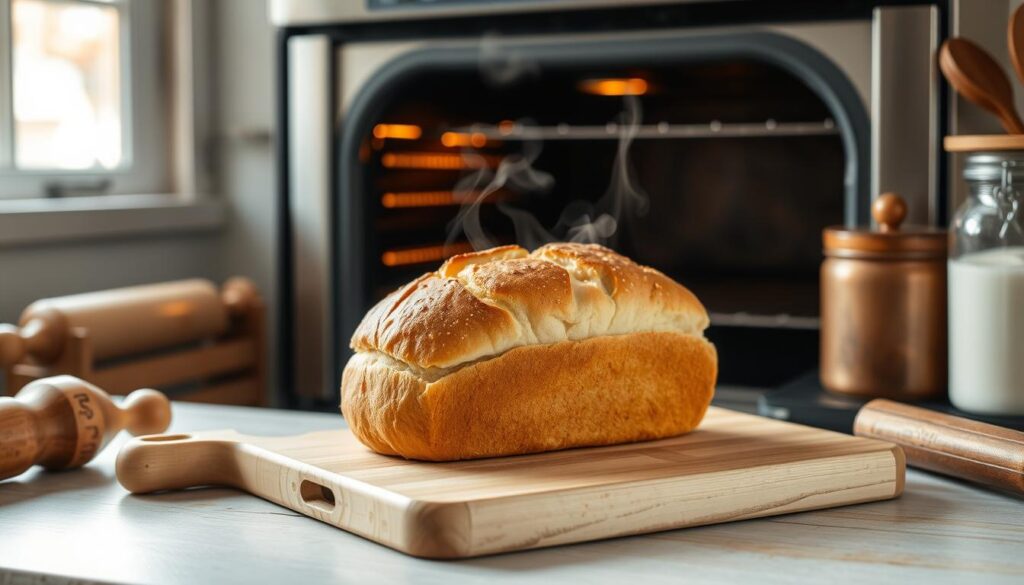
[1010,4,1024,87]
[945,133,1024,152]
[940,38,1024,134]
[855,399,1024,495]
[117,407,904,558]
[0,375,170,481]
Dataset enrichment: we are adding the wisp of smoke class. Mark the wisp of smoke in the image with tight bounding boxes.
[447,36,649,251]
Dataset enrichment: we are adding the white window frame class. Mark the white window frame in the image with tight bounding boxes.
[0,0,168,197]
[0,0,223,245]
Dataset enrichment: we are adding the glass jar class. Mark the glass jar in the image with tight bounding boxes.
[948,151,1024,415]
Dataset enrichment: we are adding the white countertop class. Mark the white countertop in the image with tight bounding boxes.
[1,401,1022,585]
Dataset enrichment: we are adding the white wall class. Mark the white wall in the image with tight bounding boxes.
[209,0,280,402]
[0,234,223,318]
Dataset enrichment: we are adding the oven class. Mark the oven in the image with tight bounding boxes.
[273,0,975,407]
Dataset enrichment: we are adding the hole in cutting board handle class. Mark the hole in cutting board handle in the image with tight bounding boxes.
[299,480,337,512]
[141,433,192,442]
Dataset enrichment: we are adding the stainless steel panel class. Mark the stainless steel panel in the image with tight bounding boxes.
[768,22,871,110]
[270,0,717,26]
[948,0,1014,214]
[338,22,872,122]
[871,6,939,225]
[288,35,334,399]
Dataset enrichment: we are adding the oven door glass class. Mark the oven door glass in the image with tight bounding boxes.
[338,36,867,388]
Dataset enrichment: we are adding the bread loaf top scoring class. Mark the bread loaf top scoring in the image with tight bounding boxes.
[351,243,709,375]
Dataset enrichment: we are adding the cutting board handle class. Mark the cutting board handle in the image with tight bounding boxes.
[117,430,351,532]
[116,433,242,493]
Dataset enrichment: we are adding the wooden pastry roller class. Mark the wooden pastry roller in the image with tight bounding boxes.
[0,277,264,405]
[0,376,171,481]
[855,399,1024,495]
[0,278,258,367]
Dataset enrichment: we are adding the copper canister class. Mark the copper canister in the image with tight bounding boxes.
[820,193,947,399]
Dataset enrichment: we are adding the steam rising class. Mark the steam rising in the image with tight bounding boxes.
[478,33,541,88]
[561,95,649,247]
[446,139,554,250]
[446,37,650,252]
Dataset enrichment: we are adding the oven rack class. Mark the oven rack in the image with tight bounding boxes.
[709,312,820,330]
[452,119,837,141]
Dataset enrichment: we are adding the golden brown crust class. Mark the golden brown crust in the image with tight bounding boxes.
[341,331,717,461]
[351,273,520,370]
[351,243,709,370]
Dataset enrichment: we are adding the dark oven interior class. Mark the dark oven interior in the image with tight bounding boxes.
[344,48,855,388]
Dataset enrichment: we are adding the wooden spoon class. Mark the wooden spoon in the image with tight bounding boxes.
[940,38,1024,134]
[1010,4,1024,86]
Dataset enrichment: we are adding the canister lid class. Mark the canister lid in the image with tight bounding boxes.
[823,193,947,259]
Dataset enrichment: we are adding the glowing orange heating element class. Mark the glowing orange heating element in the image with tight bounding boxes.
[579,78,649,96]
[381,190,510,208]
[372,124,422,140]
[384,192,443,208]
[380,152,498,170]
[381,242,475,267]
[382,191,461,208]
[441,132,489,148]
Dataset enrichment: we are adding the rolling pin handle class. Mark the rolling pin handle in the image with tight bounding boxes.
[0,325,26,367]
[120,389,173,436]
[221,277,259,317]
[855,399,1024,495]
[0,310,65,366]
[0,397,40,480]
[0,377,173,481]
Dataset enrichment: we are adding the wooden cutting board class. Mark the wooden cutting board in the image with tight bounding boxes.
[115,407,904,558]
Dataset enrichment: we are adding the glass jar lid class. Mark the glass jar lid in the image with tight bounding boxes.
[961,153,1024,183]
[823,193,947,259]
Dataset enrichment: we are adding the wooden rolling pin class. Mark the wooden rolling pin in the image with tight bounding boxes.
[0,375,171,481]
[854,399,1024,494]
[0,278,257,367]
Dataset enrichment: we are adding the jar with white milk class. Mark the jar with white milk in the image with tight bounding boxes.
[948,146,1024,415]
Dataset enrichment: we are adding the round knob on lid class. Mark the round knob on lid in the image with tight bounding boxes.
[824,191,945,258]
[872,192,907,233]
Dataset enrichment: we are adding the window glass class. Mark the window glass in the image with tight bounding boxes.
[12,0,122,170]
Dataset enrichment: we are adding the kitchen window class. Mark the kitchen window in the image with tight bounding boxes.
[0,0,169,200]
[0,0,223,247]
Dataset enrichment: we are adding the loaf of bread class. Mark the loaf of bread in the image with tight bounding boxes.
[341,243,717,461]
